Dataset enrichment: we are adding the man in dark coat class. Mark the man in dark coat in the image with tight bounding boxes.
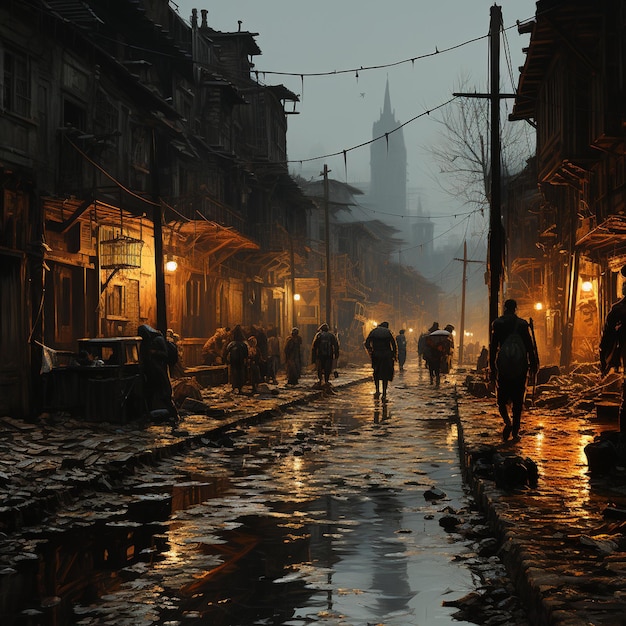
[600,271,626,435]
[364,321,397,401]
[489,299,538,441]
[138,324,179,424]
[224,324,249,394]
[424,328,452,387]
[311,323,339,386]
[284,328,303,385]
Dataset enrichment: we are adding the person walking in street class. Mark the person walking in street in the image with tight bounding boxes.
[600,268,626,437]
[424,326,452,387]
[489,299,538,442]
[224,325,249,394]
[266,327,281,384]
[442,324,455,374]
[396,328,408,372]
[418,323,438,370]
[364,321,397,401]
[311,323,339,388]
[246,335,262,393]
[284,327,303,385]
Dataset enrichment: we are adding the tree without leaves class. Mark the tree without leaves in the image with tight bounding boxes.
[427,77,534,215]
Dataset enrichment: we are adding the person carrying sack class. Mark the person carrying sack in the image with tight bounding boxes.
[489,299,538,441]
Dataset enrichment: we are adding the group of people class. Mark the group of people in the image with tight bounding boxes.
[218,323,341,394]
[360,302,540,445]
[135,298,546,445]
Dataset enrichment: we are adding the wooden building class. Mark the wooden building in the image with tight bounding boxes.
[0,0,312,417]
[510,0,626,366]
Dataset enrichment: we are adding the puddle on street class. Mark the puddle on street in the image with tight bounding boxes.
[1,379,480,625]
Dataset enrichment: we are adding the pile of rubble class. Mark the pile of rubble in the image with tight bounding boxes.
[465,362,620,416]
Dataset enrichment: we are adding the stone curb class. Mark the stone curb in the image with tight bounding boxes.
[453,386,597,626]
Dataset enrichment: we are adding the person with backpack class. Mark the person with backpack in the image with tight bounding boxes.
[424,327,452,387]
[311,323,339,387]
[224,324,249,394]
[600,269,626,436]
[489,299,538,441]
[364,321,397,401]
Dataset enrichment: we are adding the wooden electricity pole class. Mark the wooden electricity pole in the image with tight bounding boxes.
[454,240,485,365]
[150,129,167,334]
[321,164,332,327]
[453,5,514,340]
[488,4,503,334]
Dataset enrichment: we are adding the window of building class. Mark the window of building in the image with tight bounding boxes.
[186,279,201,317]
[2,46,31,117]
[107,284,125,317]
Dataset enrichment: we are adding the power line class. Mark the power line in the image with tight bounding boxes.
[287,97,456,165]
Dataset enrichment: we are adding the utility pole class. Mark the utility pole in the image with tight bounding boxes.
[453,240,484,365]
[290,234,296,330]
[150,129,167,334]
[321,164,332,327]
[489,4,503,334]
[453,5,514,343]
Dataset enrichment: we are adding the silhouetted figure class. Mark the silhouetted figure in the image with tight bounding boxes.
[476,345,489,372]
[364,321,397,401]
[138,324,179,424]
[311,323,339,386]
[396,329,407,371]
[489,299,538,441]
[600,272,626,435]
[247,335,262,393]
[224,325,248,394]
[266,327,281,384]
[424,328,452,387]
[284,328,303,385]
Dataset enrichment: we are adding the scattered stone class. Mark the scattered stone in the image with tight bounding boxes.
[423,486,446,500]
[439,514,461,531]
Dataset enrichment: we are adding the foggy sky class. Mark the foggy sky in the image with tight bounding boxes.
[174,0,536,287]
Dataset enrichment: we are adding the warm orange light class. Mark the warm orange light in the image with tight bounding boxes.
[165,259,178,272]
[581,281,593,293]
[534,302,543,311]
[293,293,301,301]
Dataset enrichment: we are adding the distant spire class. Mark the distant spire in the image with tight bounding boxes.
[383,77,392,117]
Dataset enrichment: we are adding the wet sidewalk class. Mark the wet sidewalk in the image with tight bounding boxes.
[0,366,373,533]
[1,364,624,625]
[457,372,626,626]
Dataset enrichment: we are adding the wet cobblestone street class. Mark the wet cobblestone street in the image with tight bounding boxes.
[0,363,521,626]
[458,374,626,625]
[1,358,626,624]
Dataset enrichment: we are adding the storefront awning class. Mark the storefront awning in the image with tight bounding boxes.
[169,220,259,266]
[576,215,626,253]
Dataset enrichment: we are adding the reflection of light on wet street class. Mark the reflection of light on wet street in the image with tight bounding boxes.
[446,421,459,448]
[5,365,497,625]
